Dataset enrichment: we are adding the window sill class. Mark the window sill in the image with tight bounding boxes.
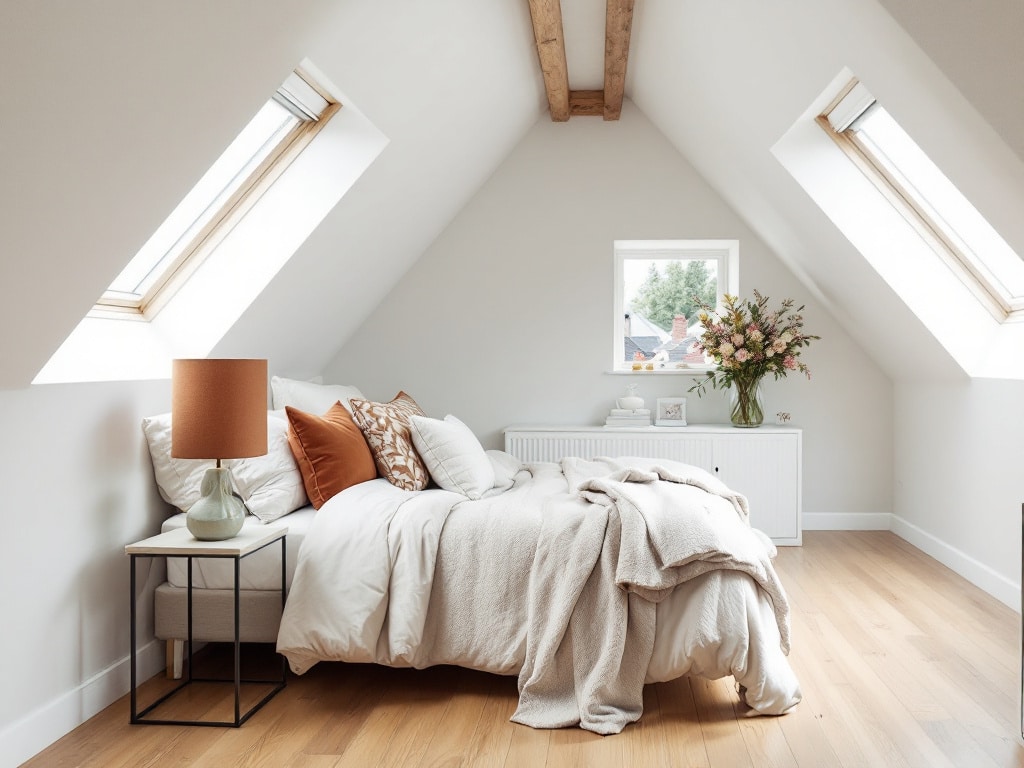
[605,367,713,376]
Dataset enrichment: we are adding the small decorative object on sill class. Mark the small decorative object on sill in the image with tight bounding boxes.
[631,350,645,371]
[655,397,687,427]
[688,290,819,428]
[607,384,650,426]
[616,383,644,411]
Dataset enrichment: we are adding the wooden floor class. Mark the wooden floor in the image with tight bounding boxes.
[24,531,1024,767]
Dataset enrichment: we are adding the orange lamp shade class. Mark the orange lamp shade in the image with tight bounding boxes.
[171,359,268,460]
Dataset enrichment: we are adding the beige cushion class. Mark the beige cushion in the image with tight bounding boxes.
[409,414,494,499]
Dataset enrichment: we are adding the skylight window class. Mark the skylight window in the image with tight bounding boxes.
[97,70,338,317]
[819,80,1024,321]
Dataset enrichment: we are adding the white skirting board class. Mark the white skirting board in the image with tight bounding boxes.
[804,511,1020,612]
[0,639,165,767]
[890,515,1020,612]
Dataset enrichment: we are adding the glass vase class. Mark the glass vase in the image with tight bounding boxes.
[730,376,764,428]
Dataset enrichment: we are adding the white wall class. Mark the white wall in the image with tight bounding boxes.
[0,381,172,764]
[324,103,892,522]
[893,380,1024,608]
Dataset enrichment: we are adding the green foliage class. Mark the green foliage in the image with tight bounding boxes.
[630,260,716,332]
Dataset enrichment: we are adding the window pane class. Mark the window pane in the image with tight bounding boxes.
[106,100,300,298]
[852,105,1024,300]
[622,258,717,364]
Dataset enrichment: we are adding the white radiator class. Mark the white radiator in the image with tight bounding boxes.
[504,428,712,465]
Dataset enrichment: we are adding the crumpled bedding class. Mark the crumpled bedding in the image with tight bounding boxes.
[276,454,801,733]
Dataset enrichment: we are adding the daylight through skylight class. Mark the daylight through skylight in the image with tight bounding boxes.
[98,70,337,316]
[821,80,1024,320]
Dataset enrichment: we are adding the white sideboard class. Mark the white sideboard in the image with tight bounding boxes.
[504,425,802,545]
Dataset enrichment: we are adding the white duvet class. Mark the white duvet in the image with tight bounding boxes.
[277,455,801,734]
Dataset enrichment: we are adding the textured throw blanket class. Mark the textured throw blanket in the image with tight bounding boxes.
[277,457,799,735]
[512,456,791,734]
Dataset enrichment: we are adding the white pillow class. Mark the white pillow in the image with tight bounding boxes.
[408,414,495,500]
[270,375,365,415]
[485,449,524,495]
[141,410,308,523]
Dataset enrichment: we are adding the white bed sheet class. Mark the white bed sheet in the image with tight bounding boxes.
[162,506,315,590]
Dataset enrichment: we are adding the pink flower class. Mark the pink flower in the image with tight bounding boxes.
[783,355,797,370]
[734,348,750,363]
[719,342,735,357]
[772,339,787,353]
[731,333,745,347]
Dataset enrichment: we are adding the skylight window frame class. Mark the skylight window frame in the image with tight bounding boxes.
[94,68,340,319]
[817,78,1024,323]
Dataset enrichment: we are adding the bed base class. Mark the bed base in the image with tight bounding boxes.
[154,582,283,679]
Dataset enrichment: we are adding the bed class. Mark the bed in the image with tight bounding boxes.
[144,377,801,734]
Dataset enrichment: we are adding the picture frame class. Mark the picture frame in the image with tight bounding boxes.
[655,397,687,427]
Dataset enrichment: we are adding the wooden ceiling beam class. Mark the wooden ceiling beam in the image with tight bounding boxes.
[528,0,635,122]
[603,0,635,121]
[528,0,571,122]
[570,90,604,117]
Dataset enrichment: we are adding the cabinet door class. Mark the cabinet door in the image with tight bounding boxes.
[712,434,800,543]
[659,434,715,471]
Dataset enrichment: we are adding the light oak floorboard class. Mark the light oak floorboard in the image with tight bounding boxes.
[22,532,1024,768]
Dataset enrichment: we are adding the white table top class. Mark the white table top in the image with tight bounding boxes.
[125,523,288,557]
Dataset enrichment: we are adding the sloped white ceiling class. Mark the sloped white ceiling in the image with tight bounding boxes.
[876,0,1024,163]
[625,0,1024,381]
[2,0,1020,387]
[0,0,543,388]
[0,0,341,387]
[216,1,544,377]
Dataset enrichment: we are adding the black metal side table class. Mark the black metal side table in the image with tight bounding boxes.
[126,524,288,726]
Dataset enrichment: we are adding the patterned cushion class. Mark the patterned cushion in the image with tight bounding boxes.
[349,392,430,491]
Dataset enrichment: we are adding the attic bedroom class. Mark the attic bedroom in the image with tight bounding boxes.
[2,0,1023,765]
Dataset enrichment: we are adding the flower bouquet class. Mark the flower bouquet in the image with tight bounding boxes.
[688,290,819,427]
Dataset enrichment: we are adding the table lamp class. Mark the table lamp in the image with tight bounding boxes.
[171,358,268,540]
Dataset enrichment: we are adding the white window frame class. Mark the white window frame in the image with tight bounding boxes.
[612,239,739,372]
[818,78,1024,323]
[94,68,340,319]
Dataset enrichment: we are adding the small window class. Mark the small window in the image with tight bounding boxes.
[613,240,738,371]
[819,79,1024,321]
[97,69,339,317]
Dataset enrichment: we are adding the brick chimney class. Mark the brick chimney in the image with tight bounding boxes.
[671,315,688,341]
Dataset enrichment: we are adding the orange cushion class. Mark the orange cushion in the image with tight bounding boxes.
[285,402,377,509]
